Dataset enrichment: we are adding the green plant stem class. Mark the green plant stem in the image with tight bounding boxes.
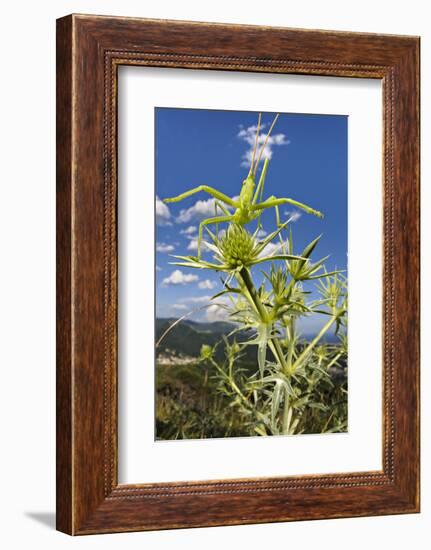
[238,267,289,373]
[290,315,337,373]
[326,351,342,370]
[210,358,248,406]
[322,410,335,432]
[285,318,296,370]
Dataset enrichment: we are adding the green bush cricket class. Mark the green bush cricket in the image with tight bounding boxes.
[164,113,323,258]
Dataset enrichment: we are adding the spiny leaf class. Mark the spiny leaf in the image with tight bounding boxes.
[254,220,290,255]
[271,381,283,426]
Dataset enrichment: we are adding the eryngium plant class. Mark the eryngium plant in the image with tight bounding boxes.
[160,114,347,438]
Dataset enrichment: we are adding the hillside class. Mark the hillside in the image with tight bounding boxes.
[155,317,343,366]
[155,318,238,362]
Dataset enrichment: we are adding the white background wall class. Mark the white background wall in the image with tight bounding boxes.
[0,1,427,548]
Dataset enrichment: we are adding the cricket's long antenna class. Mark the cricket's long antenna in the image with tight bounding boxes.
[249,113,262,176]
[253,113,280,176]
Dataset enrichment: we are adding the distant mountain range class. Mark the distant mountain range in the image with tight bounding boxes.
[158,318,235,335]
[156,318,237,361]
[155,318,342,363]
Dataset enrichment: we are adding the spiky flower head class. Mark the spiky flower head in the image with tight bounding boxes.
[199,344,214,361]
[218,224,258,269]
[171,221,305,273]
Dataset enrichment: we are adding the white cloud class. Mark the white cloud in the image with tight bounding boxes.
[195,295,230,323]
[187,238,212,252]
[181,295,212,303]
[187,238,199,251]
[206,305,229,322]
[238,123,289,169]
[256,228,267,238]
[176,197,233,223]
[161,270,198,286]
[156,242,174,253]
[174,295,231,322]
[180,225,197,235]
[198,279,217,290]
[206,299,231,323]
[284,210,302,222]
[172,304,188,310]
[155,195,172,226]
[259,241,285,258]
[156,265,162,271]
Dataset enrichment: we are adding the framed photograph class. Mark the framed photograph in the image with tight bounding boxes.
[56,14,420,535]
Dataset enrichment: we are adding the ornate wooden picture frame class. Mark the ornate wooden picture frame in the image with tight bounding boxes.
[56,14,420,535]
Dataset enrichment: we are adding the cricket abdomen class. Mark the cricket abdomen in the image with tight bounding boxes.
[231,176,256,225]
[239,176,255,204]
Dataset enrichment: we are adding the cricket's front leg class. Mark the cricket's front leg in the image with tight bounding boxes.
[197,215,233,259]
[164,185,239,208]
[275,205,281,227]
[214,200,231,216]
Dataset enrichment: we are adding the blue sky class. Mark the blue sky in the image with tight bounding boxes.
[155,108,347,335]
